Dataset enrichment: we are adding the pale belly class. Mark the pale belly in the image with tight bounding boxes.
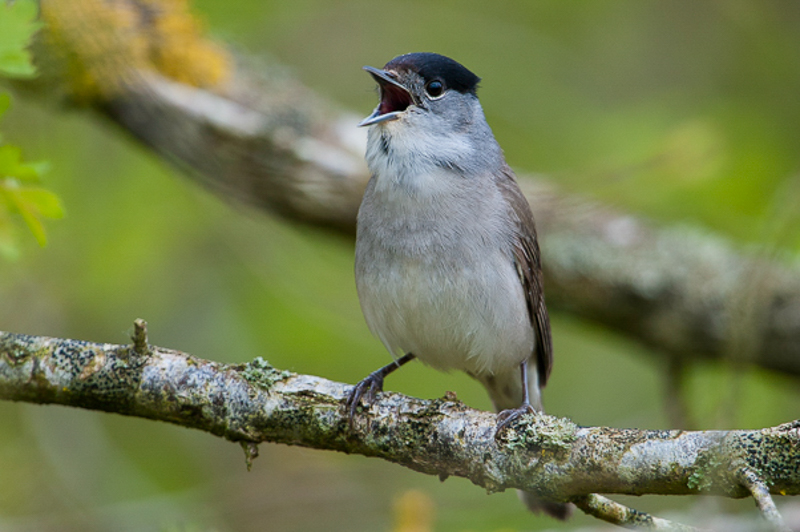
[355,249,534,377]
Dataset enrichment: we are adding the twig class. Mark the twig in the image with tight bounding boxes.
[131,318,149,355]
[573,494,703,531]
[740,468,792,532]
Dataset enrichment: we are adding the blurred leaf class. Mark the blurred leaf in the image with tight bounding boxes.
[17,199,46,245]
[18,187,64,219]
[0,0,40,79]
[1,182,63,246]
[0,97,58,253]
[0,144,47,182]
[0,0,57,256]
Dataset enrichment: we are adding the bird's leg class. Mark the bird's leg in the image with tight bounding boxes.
[495,360,536,437]
[346,353,416,426]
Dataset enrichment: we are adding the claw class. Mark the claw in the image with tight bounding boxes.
[495,403,536,440]
[346,371,385,428]
[344,353,416,430]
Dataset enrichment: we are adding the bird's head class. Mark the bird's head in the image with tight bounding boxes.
[359,52,482,131]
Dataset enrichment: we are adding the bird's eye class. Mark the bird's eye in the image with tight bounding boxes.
[425,80,445,99]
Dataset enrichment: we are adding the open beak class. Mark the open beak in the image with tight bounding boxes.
[358,66,415,127]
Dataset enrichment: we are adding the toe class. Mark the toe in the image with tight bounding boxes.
[345,373,385,427]
[495,404,536,437]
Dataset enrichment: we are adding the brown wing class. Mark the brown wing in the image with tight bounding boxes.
[496,164,553,386]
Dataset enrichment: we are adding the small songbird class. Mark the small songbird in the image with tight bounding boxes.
[348,52,570,519]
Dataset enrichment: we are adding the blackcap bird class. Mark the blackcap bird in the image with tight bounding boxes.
[348,52,571,520]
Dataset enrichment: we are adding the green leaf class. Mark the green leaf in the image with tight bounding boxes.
[0,181,62,248]
[3,184,44,246]
[17,186,64,219]
[0,52,36,78]
[0,0,41,79]
[0,144,47,182]
[18,201,46,245]
[0,0,53,256]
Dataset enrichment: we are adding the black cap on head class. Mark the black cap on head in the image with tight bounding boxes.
[384,53,481,95]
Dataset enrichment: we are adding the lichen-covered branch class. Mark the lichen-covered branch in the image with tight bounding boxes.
[14,1,800,380]
[740,468,793,532]
[1,327,798,530]
[572,494,701,531]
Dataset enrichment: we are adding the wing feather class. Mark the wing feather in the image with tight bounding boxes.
[496,165,553,386]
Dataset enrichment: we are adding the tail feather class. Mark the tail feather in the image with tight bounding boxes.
[520,491,574,520]
[479,360,573,520]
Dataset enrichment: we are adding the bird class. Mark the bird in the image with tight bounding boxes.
[347,52,571,520]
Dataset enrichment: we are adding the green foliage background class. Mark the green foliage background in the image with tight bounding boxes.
[0,0,62,259]
[1,1,800,531]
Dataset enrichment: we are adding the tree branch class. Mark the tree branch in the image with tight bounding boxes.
[1,327,797,530]
[572,494,700,531]
[16,0,800,380]
[740,468,793,532]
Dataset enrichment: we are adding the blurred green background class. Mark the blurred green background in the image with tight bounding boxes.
[2,1,800,530]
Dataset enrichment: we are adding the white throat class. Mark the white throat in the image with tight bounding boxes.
[365,119,474,193]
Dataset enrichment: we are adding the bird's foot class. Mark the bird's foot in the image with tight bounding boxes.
[345,371,385,428]
[495,403,536,440]
[344,353,416,430]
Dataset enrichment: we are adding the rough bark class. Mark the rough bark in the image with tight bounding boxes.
[0,326,798,530]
